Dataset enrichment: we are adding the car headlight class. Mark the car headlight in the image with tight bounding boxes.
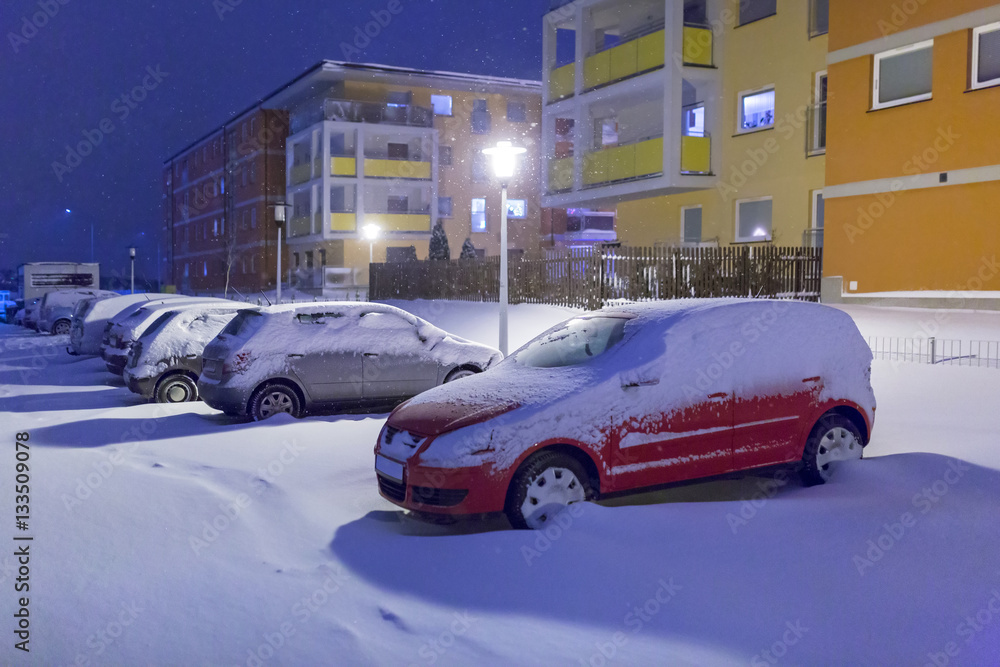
[381,426,427,451]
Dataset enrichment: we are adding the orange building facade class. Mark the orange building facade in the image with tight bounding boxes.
[823,1,1000,294]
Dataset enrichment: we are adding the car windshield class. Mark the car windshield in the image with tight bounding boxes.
[515,316,629,368]
[220,310,263,339]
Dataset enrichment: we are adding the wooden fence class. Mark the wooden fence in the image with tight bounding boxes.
[370,245,823,309]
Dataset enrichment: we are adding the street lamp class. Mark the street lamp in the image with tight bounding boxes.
[128,246,136,294]
[362,223,381,264]
[271,202,291,304]
[482,140,526,357]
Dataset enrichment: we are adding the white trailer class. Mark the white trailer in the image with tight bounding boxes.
[18,263,100,302]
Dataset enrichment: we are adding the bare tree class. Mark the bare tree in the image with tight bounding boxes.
[222,215,240,298]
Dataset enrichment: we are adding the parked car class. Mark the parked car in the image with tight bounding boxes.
[70,293,186,356]
[102,298,233,375]
[199,302,503,421]
[38,288,119,335]
[373,299,877,529]
[1,298,18,324]
[123,303,245,403]
[22,298,41,330]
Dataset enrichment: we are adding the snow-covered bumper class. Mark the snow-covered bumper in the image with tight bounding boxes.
[197,376,252,417]
[375,451,503,515]
[123,370,157,400]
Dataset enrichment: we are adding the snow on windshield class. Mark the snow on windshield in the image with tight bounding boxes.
[515,317,628,368]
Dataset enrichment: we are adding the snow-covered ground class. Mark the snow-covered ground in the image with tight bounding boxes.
[1,300,999,666]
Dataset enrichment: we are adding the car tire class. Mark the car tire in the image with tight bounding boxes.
[506,451,592,530]
[444,367,479,383]
[799,414,864,486]
[52,319,71,336]
[155,374,199,404]
[250,383,301,421]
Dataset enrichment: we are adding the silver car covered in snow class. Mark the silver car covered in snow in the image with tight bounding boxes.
[199,302,503,420]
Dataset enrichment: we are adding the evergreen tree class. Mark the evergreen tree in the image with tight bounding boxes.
[460,238,478,259]
[429,220,450,260]
[403,245,418,262]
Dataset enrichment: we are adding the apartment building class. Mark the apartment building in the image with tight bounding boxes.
[264,62,545,293]
[823,0,1000,294]
[162,108,288,294]
[541,0,830,249]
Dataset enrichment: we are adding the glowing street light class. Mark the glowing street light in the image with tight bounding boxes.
[482,140,526,357]
[362,223,381,264]
[271,202,291,304]
[128,246,137,294]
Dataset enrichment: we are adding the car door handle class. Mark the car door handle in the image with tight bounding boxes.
[364,352,379,357]
[802,376,821,384]
[707,392,729,401]
[287,353,304,358]
[185,354,198,359]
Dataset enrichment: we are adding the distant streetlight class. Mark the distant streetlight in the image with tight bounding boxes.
[362,223,381,264]
[272,202,291,304]
[482,140,526,357]
[128,246,137,294]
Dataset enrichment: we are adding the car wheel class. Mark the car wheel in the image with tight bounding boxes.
[250,384,301,421]
[444,367,478,383]
[506,451,592,530]
[155,374,199,404]
[52,319,71,336]
[800,414,864,486]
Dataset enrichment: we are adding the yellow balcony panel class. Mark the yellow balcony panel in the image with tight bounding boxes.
[584,50,611,90]
[549,64,575,101]
[683,26,713,67]
[583,150,610,186]
[289,216,312,237]
[366,213,431,233]
[364,158,431,180]
[606,144,636,182]
[637,30,665,72]
[290,163,312,184]
[330,212,357,232]
[681,135,711,174]
[549,157,574,191]
[608,40,638,84]
[634,137,664,177]
[330,157,356,176]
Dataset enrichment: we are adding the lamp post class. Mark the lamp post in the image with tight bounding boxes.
[482,140,526,357]
[362,223,381,264]
[128,246,136,294]
[272,203,291,304]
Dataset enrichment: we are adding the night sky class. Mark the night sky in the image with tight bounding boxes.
[0,0,544,282]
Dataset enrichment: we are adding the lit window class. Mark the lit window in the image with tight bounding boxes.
[506,199,527,219]
[471,198,487,232]
[431,95,453,116]
[736,197,773,242]
[873,40,933,110]
[739,0,776,26]
[739,88,775,131]
[972,23,1000,90]
[203,262,208,277]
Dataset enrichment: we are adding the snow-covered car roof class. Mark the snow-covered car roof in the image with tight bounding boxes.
[110,298,240,338]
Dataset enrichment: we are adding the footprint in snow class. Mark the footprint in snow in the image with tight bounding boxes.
[378,607,410,632]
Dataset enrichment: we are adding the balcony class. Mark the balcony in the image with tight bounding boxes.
[583,28,665,92]
[365,211,432,233]
[548,156,574,192]
[682,24,713,67]
[289,215,314,238]
[680,135,711,174]
[324,99,433,127]
[583,137,663,187]
[331,212,356,232]
[331,156,357,176]
[550,63,575,101]
[364,157,431,180]
[290,162,312,185]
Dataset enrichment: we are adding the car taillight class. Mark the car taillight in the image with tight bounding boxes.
[127,342,142,369]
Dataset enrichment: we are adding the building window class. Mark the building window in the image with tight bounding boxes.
[682,206,702,244]
[809,71,828,155]
[873,40,933,110]
[472,99,491,134]
[735,197,773,242]
[250,162,256,183]
[203,261,208,277]
[471,198,487,232]
[739,0,776,26]
[596,117,619,147]
[251,209,256,228]
[506,199,527,219]
[808,0,829,37]
[387,195,409,213]
[242,166,247,187]
[972,23,1000,90]
[507,101,527,122]
[438,197,453,218]
[439,145,453,166]
[472,152,489,182]
[738,87,775,132]
[431,94,453,116]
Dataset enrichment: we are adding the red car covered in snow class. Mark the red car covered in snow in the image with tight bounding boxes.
[374,299,876,529]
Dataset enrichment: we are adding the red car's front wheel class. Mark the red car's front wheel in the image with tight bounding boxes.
[506,451,592,529]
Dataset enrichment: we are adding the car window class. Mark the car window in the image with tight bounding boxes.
[296,312,346,325]
[358,312,414,330]
[220,310,263,338]
[142,312,176,338]
[515,317,629,368]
